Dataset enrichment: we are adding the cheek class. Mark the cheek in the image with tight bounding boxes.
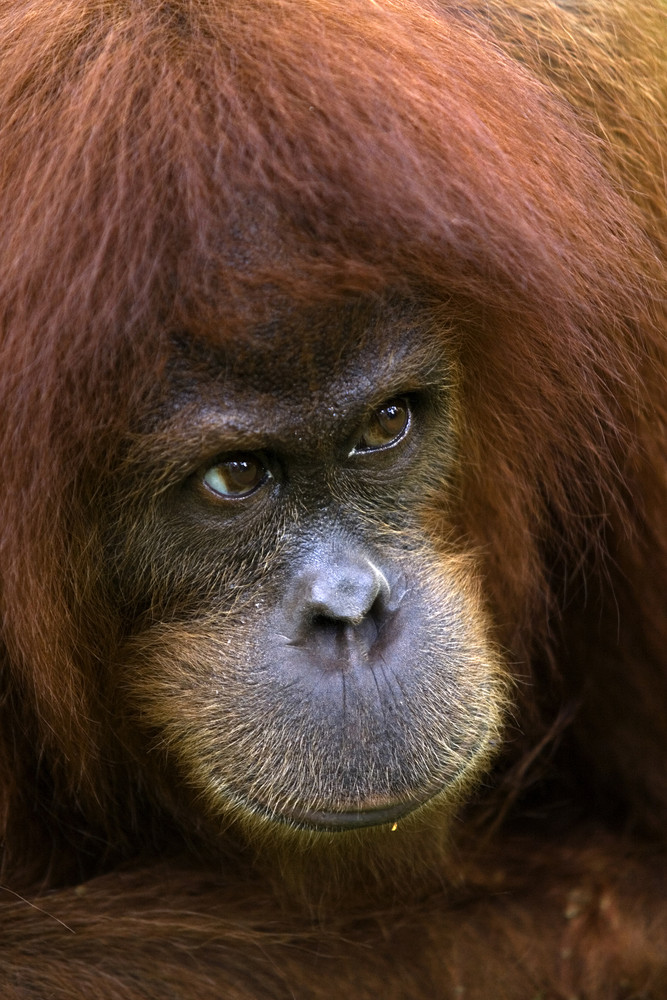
[118,553,508,832]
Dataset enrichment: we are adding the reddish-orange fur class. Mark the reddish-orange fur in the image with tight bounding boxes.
[0,1,665,997]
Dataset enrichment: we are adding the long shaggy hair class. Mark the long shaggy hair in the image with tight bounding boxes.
[0,2,665,997]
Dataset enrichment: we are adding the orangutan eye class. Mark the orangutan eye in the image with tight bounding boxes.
[202,454,269,498]
[351,397,411,454]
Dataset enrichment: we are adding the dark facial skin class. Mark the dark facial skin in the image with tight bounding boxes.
[112,301,505,835]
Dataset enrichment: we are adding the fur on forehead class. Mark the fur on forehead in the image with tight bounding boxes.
[1,0,653,356]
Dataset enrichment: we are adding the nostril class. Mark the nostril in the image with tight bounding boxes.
[312,612,334,626]
[309,608,381,654]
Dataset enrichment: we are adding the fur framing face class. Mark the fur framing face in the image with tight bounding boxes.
[0,2,665,998]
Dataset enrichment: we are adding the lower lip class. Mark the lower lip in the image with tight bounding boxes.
[287,798,427,831]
